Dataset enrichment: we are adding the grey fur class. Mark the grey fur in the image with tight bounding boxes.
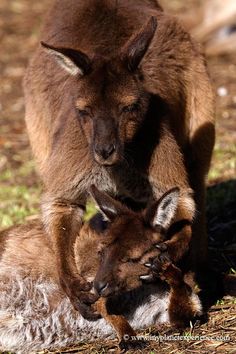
[0,271,202,354]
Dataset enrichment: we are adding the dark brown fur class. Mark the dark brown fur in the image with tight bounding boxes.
[0,190,201,350]
[24,0,215,316]
[73,187,202,335]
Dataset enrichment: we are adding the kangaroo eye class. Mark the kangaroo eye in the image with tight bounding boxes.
[97,249,104,259]
[77,109,90,117]
[121,257,138,264]
[122,102,139,113]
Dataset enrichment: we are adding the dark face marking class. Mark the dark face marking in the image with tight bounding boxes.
[93,214,163,297]
[88,185,180,297]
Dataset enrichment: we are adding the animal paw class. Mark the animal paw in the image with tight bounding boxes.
[152,242,171,272]
[158,262,184,285]
[140,243,171,282]
[74,298,101,321]
[60,276,101,321]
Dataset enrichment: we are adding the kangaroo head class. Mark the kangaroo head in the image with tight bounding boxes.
[87,185,180,297]
[41,17,157,166]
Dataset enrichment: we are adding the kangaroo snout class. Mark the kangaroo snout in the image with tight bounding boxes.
[93,142,121,165]
[94,280,110,296]
[94,143,116,161]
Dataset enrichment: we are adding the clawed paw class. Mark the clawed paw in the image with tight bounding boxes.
[60,276,101,321]
[140,243,172,282]
[70,289,101,320]
[74,299,101,321]
[159,262,183,284]
[153,243,171,270]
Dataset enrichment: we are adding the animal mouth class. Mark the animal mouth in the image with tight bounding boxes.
[98,283,121,298]
[104,282,131,298]
[93,152,120,167]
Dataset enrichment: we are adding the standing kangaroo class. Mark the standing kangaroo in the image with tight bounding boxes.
[0,188,202,353]
[23,0,215,317]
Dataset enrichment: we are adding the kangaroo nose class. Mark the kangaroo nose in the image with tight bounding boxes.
[95,144,115,160]
[94,280,109,296]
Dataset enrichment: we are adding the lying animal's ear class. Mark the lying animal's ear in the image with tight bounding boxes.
[89,185,129,222]
[120,16,157,72]
[145,188,180,231]
[41,41,92,76]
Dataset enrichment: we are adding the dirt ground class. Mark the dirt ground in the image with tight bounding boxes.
[0,0,235,353]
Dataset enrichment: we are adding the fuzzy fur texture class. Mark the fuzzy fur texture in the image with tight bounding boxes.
[0,274,162,353]
[0,271,202,354]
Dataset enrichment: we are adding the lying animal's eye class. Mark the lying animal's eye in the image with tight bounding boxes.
[121,257,138,264]
[122,102,140,113]
[97,249,104,259]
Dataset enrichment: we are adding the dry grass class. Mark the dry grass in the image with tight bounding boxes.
[39,297,235,353]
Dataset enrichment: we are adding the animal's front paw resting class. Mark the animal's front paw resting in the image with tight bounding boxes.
[61,277,101,321]
[76,290,101,321]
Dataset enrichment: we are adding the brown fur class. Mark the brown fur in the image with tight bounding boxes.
[73,187,202,334]
[0,192,201,350]
[73,223,138,348]
[158,263,201,328]
[23,0,215,315]
[0,221,137,348]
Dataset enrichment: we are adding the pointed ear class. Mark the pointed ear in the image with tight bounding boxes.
[89,185,129,222]
[120,16,157,72]
[146,188,180,231]
[41,41,92,76]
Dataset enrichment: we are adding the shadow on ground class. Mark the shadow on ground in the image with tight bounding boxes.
[207,179,236,274]
[197,179,236,310]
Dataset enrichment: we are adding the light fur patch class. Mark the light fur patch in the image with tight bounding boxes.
[119,95,137,106]
[46,48,81,76]
[76,98,91,110]
[0,274,187,353]
[189,293,203,316]
[153,189,180,229]
[180,194,196,219]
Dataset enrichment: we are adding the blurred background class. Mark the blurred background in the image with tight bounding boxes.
[0,0,235,269]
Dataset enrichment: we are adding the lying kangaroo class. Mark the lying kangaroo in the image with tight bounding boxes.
[85,186,202,332]
[24,0,215,316]
[0,188,202,353]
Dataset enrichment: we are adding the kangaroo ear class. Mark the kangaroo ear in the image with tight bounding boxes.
[120,16,157,72]
[89,185,129,222]
[146,188,180,231]
[41,41,92,76]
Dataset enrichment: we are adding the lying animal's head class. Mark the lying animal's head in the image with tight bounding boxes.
[41,17,157,166]
[75,185,180,297]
